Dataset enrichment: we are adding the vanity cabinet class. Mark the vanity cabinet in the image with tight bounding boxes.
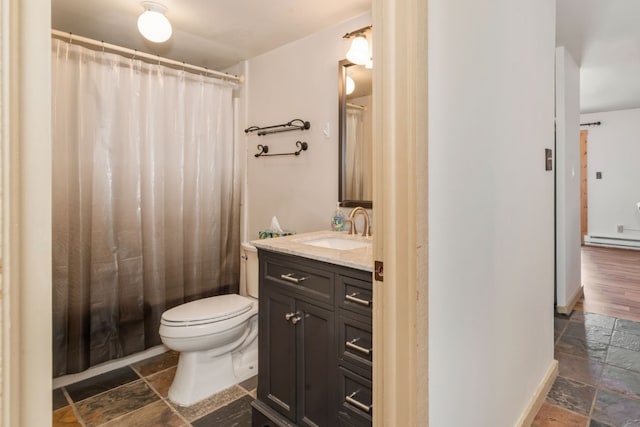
[252,249,373,427]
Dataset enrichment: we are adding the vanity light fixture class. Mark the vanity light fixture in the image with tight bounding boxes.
[346,35,370,65]
[365,57,373,69]
[346,76,355,95]
[343,25,372,66]
[137,1,172,43]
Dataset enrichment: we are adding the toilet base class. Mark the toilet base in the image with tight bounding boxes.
[167,335,258,407]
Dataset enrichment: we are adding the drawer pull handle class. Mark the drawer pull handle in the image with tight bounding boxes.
[346,339,371,356]
[345,293,371,307]
[346,391,372,413]
[280,273,307,283]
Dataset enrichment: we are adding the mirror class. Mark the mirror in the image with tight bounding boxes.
[339,59,373,208]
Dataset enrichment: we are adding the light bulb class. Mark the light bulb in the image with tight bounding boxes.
[346,35,370,65]
[137,2,172,43]
[346,76,355,95]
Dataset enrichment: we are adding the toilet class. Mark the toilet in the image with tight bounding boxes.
[159,242,259,407]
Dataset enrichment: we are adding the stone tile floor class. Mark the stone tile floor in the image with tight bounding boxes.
[533,310,640,427]
[52,351,256,427]
[54,310,640,426]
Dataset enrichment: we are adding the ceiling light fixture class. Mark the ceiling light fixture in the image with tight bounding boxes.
[343,25,373,67]
[137,1,172,43]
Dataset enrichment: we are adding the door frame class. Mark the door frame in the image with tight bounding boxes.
[372,0,428,425]
[3,0,429,425]
[1,0,52,425]
[580,129,588,244]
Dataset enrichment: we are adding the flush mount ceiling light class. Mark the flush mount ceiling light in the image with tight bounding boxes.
[343,25,372,67]
[137,1,172,43]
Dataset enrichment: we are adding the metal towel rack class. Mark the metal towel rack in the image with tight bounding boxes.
[255,141,308,158]
[245,119,311,136]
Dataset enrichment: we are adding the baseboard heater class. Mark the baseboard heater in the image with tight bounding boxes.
[584,235,640,250]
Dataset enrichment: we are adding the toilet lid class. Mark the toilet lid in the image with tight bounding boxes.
[161,294,254,327]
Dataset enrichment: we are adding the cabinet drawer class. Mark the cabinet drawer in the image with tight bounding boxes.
[262,254,334,306]
[337,311,372,377]
[337,274,372,317]
[337,367,372,426]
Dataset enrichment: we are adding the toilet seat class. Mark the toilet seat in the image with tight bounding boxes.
[161,294,253,327]
[159,294,258,340]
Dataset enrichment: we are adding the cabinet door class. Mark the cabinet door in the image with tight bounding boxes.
[296,300,336,427]
[259,287,297,421]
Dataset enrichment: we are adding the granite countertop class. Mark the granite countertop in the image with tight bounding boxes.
[250,230,373,272]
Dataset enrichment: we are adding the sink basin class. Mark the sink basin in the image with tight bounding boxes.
[298,237,371,250]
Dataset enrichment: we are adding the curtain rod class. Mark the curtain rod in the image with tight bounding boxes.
[347,102,366,110]
[51,29,242,83]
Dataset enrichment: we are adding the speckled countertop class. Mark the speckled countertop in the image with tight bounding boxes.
[250,230,373,272]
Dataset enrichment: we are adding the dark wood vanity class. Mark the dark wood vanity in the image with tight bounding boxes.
[251,249,373,427]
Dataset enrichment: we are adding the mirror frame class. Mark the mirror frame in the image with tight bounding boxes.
[338,59,373,209]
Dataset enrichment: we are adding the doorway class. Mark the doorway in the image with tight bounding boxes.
[580,129,588,244]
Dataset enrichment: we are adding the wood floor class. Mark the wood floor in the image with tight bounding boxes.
[575,245,640,322]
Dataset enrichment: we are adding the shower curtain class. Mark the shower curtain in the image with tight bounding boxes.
[346,106,371,200]
[51,38,240,377]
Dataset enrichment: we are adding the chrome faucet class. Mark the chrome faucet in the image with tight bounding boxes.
[346,207,372,237]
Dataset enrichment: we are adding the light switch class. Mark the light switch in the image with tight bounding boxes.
[596,171,602,179]
[545,149,553,171]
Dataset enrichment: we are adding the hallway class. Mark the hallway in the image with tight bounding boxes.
[577,246,640,323]
[534,246,640,426]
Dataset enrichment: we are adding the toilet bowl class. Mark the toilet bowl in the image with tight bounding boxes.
[159,242,259,406]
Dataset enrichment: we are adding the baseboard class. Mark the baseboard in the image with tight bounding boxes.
[515,359,558,427]
[584,235,640,250]
[556,285,583,315]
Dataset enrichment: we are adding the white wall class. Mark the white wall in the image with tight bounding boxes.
[581,108,640,240]
[555,46,582,309]
[244,14,371,240]
[428,0,556,425]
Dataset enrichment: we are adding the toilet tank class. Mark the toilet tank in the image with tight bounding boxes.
[240,242,259,298]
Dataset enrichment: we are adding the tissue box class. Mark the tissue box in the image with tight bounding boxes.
[258,230,295,239]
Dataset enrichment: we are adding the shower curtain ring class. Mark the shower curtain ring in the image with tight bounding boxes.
[68,32,73,44]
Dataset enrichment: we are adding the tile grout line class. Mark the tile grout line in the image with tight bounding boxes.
[554,310,600,425]
[186,384,250,425]
[68,368,166,426]
[558,311,640,425]
[64,367,143,407]
[60,387,88,427]
[55,349,256,427]
[134,364,194,427]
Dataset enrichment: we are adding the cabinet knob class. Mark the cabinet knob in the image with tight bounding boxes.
[285,312,302,325]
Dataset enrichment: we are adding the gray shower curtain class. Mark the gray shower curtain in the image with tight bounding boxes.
[51,38,240,377]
